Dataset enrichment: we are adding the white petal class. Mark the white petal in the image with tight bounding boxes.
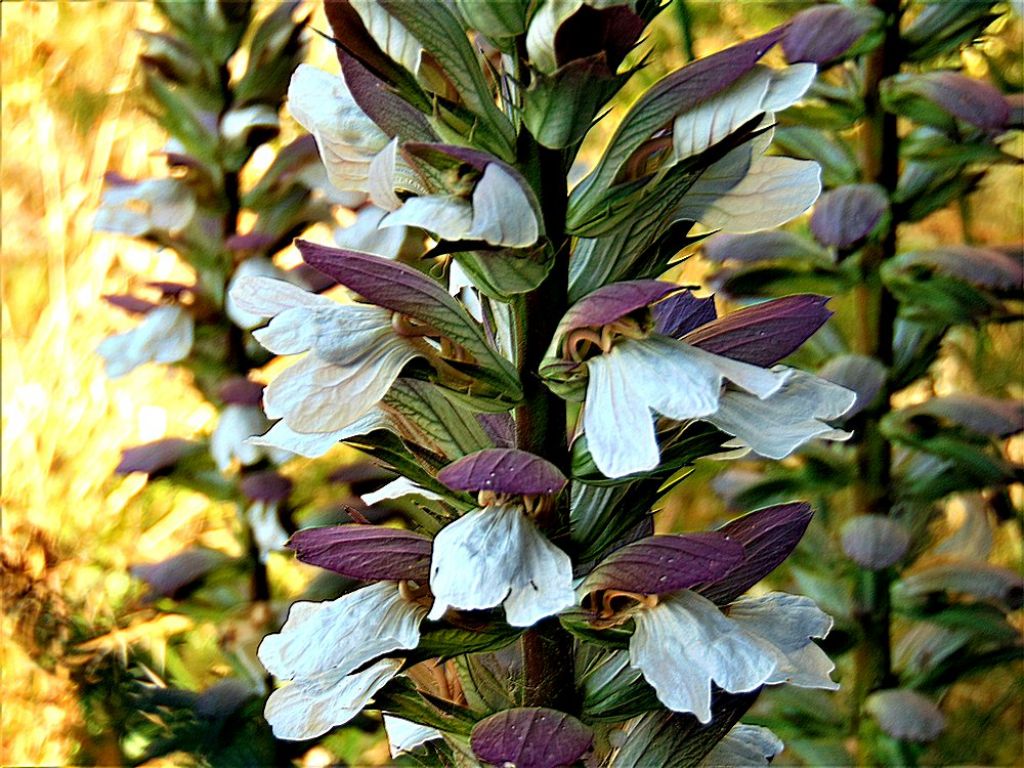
[225,258,293,330]
[335,204,416,261]
[707,370,856,459]
[229,275,333,319]
[381,195,475,241]
[248,501,289,564]
[469,164,540,247]
[525,0,583,74]
[211,404,272,471]
[678,142,822,234]
[264,657,401,741]
[727,592,838,690]
[383,715,441,758]
[367,139,404,212]
[258,582,425,681]
[362,477,445,507]
[98,305,194,378]
[263,334,420,433]
[701,724,785,767]
[616,336,723,421]
[288,64,388,193]
[221,104,279,144]
[630,591,778,723]
[428,504,575,627]
[762,63,817,111]
[248,410,390,458]
[584,347,660,478]
[94,178,197,236]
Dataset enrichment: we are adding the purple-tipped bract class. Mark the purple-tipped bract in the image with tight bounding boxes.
[559,280,681,336]
[437,449,567,496]
[810,184,888,249]
[654,291,717,338]
[288,524,433,582]
[783,5,877,64]
[471,708,593,768]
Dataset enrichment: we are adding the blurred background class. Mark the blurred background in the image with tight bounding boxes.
[2,1,1020,766]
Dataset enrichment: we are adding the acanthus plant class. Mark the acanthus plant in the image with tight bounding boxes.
[211,1,883,764]
[701,2,1024,765]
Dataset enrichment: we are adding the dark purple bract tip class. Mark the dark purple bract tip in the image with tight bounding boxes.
[559,281,681,337]
[437,449,567,496]
[584,532,744,596]
[240,471,293,503]
[287,524,433,582]
[471,708,593,768]
[218,377,265,406]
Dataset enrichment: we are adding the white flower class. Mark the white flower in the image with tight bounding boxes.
[288,64,389,195]
[708,369,856,459]
[259,581,428,740]
[246,408,390,459]
[94,177,197,237]
[264,657,402,740]
[247,501,289,564]
[210,404,288,471]
[629,590,836,723]
[381,163,540,248]
[362,477,446,507]
[700,724,784,767]
[225,257,300,330]
[383,715,441,758]
[428,504,575,627]
[334,204,418,261]
[228,276,423,436]
[583,334,789,477]
[98,304,194,378]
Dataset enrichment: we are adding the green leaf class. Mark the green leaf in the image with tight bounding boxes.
[773,125,859,187]
[384,379,493,461]
[377,676,479,736]
[413,624,523,663]
[455,0,528,39]
[453,246,553,300]
[524,55,625,149]
[377,0,515,160]
[610,691,761,767]
[578,648,661,722]
[454,652,519,713]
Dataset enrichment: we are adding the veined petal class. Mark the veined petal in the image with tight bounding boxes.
[700,724,784,767]
[616,336,722,421]
[264,657,401,741]
[469,164,540,247]
[630,591,777,723]
[727,592,838,690]
[677,140,822,234]
[668,338,790,399]
[428,504,575,627]
[258,581,425,681]
[584,347,660,478]
[672,64,813,162]
[525,0,584,74]
[381,195,475,241]
[288,64,389,193]
[350,0,424,80]
[707,370,855,459]
[367,139,404,212]
[229,275,334,319]
[263,334,420,433]
[247,410,390,459]
[335,204,417,261]
[225,258,293,330]
[98,304,193,378]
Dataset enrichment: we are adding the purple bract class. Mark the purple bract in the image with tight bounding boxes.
[683,295,832,367]
[810,184,889,249]
[437,449,567,496]
[471,708,593,768]
[583,532,744,596]
[559,280,681,336]
[653,291,717,338]
[287,524,433,582]
[783,5,877,64]
[115,438,198,475]
[697,502,813,605]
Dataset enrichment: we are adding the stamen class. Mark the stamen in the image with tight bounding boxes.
[586,589,659,629]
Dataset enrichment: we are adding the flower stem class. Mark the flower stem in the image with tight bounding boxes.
[851,0,901,762]
[514,125,577,710]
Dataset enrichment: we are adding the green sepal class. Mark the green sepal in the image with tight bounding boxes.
[454,0,528,39]
[376,676,479,737]
[453,245,554,301]
[384,379,494,462]
[578,648,662,722]
[411,624,523,663]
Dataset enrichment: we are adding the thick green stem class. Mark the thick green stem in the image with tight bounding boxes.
[851,0,901,761]
[514,128,577,710]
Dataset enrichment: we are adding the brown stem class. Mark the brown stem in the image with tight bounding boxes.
[851,0,901,760]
